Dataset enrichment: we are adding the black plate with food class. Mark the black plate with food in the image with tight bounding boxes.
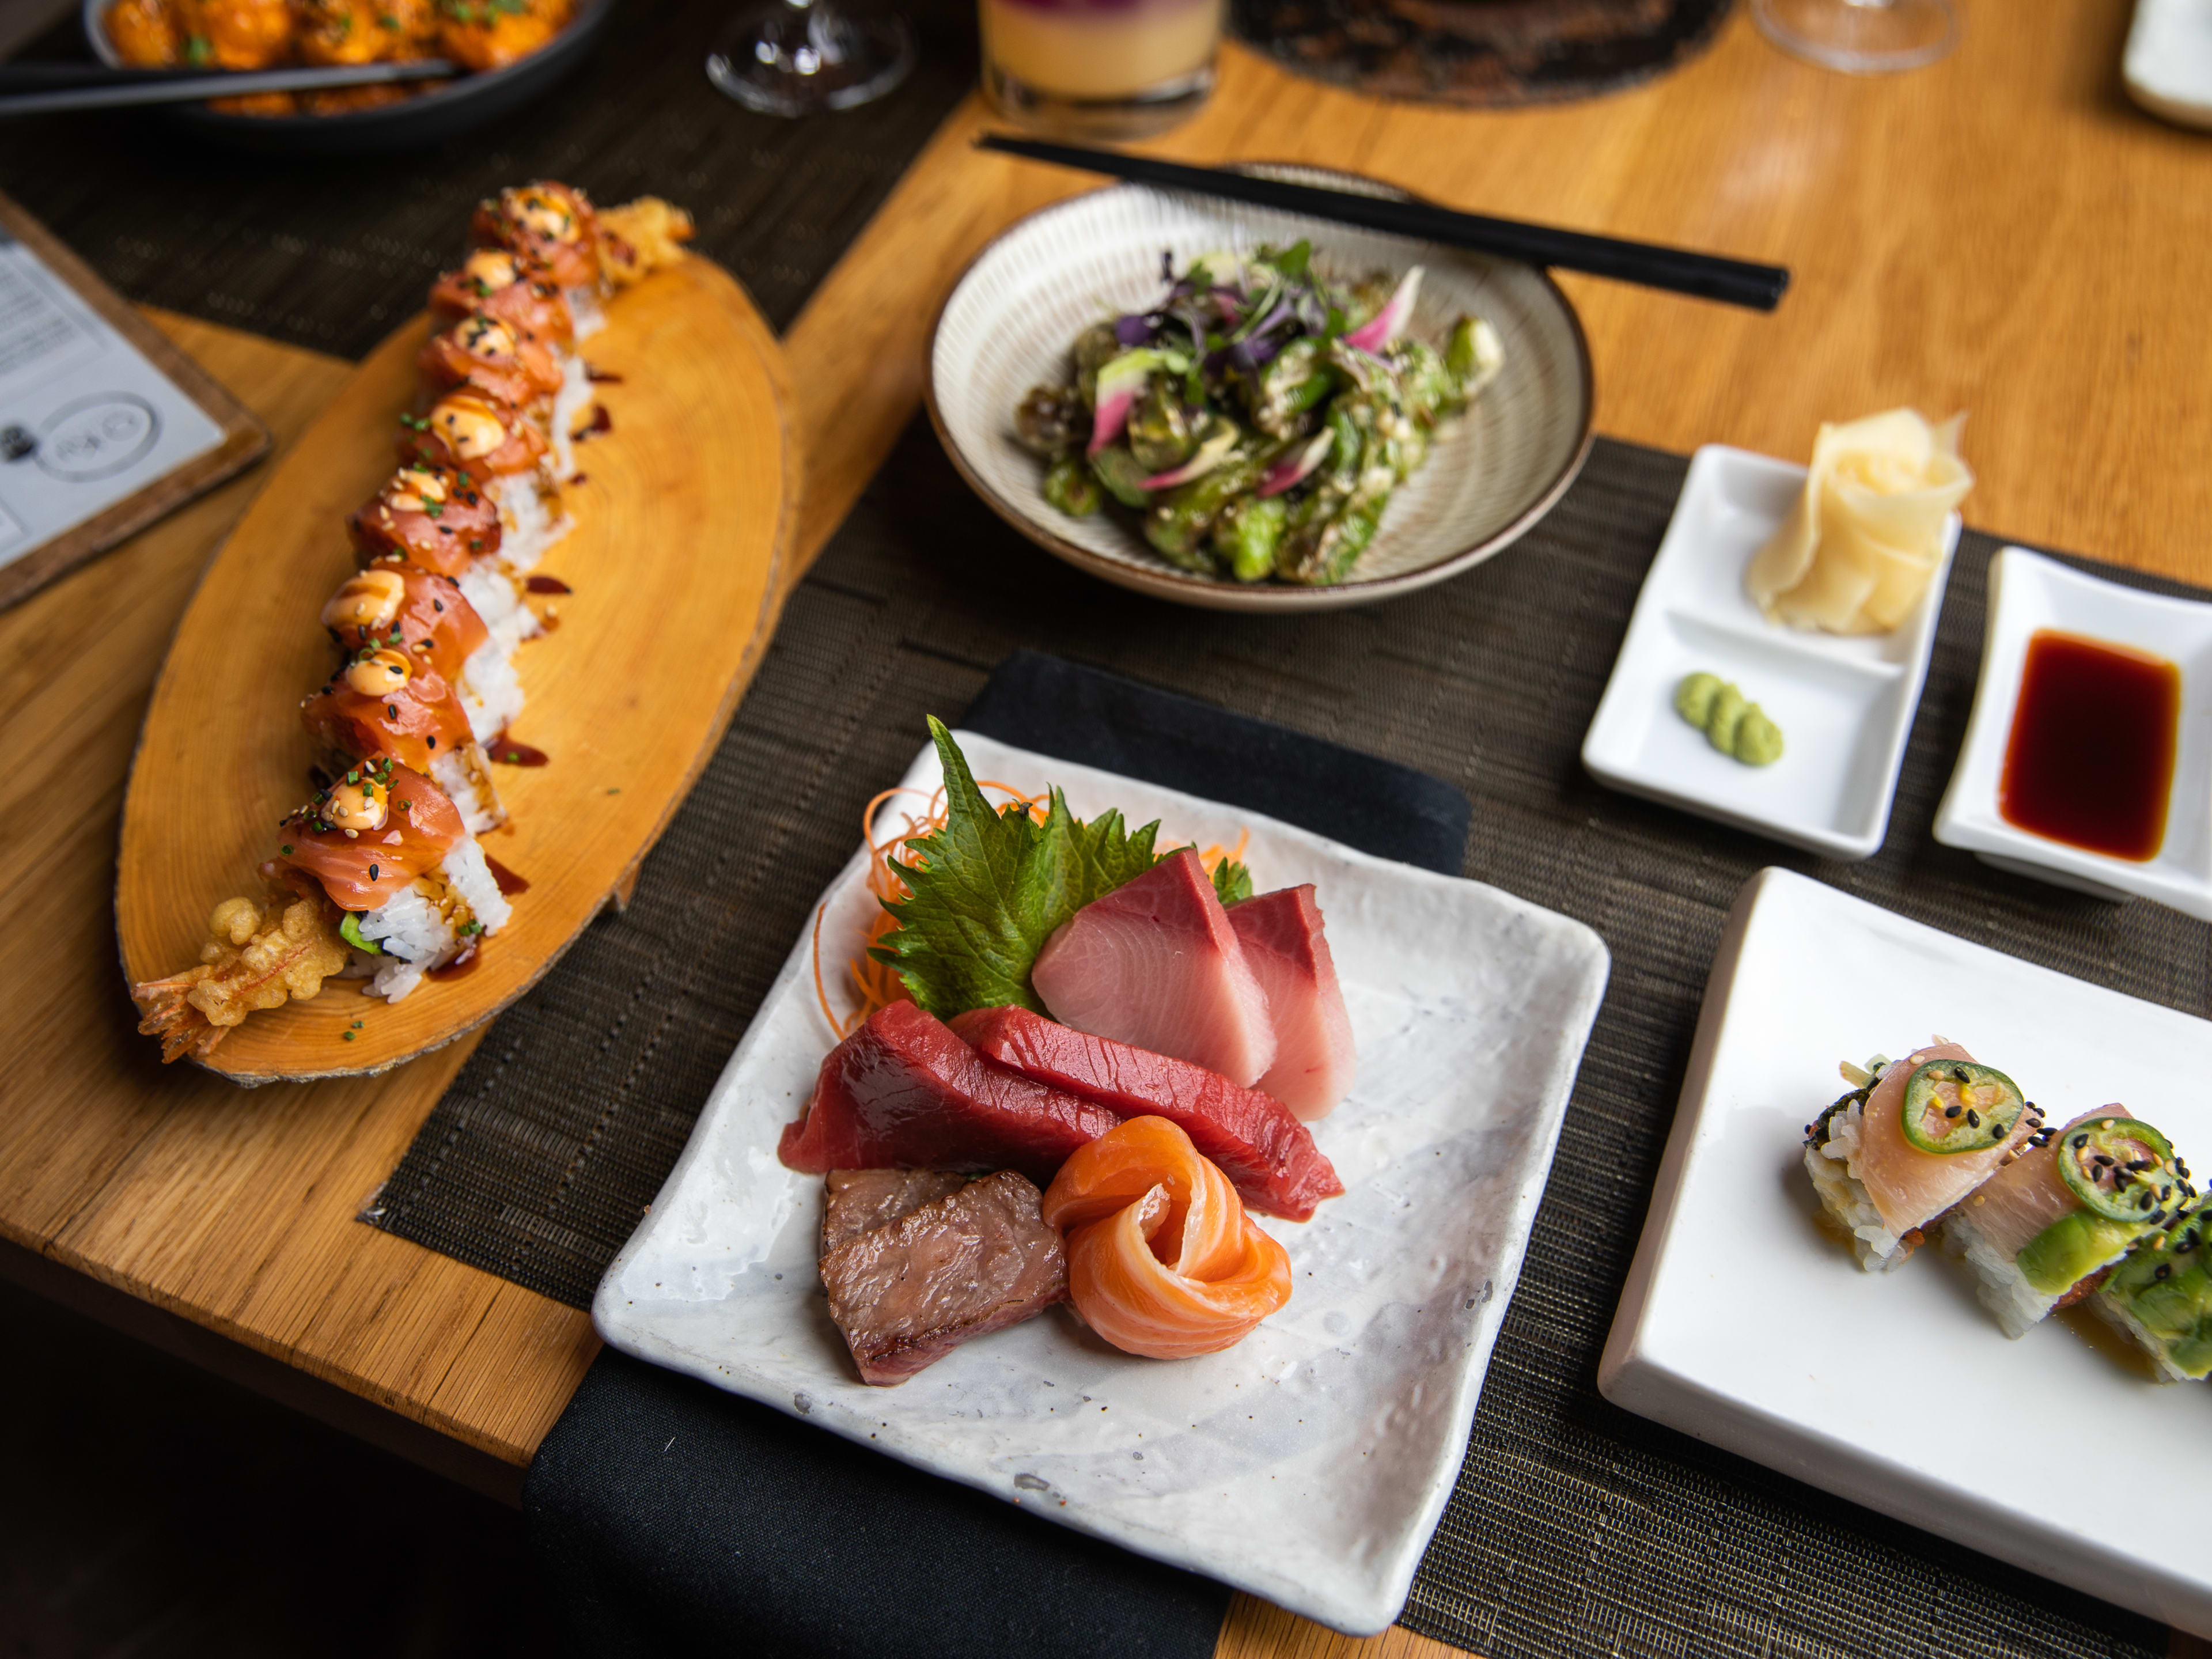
[80,0,612,151]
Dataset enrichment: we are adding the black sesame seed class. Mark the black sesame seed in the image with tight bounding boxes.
[1945,1104,1961,1119]
[2073,1134,2089,1149]
[1966,1110,1980,1128]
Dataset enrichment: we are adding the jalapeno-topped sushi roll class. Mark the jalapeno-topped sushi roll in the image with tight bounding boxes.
[1804,1041,2043,1271]
[1941,1110,2187,1336]
[2095,1203,2212,1382]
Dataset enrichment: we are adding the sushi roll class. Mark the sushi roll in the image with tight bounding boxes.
[129,181,692,1066]
[1940,1110,2187,1336]
[278,762,512,1002]
[1803,1041,2040,1271]
[403,388,570,570]
[470,181,608,339]
[2095,1204,2212,1382]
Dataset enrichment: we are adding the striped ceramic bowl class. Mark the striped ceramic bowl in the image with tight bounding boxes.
[927,166,1594,613]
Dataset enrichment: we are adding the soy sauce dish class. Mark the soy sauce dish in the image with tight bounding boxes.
[1936,547,2212,916]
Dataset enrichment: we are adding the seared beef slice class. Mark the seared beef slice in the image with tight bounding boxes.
[822,1169,971,1252]
[821,1170,1067,1385]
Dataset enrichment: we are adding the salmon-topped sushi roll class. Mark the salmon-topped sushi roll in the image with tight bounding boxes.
[350,462,503,578]
[1803,1041,2043,1271]
[319,565,521,746]
[401,389,569,568]
[275,762,513,1003]
[417,308,595,481]
[471,181,607,334]
[429,248,576,354]
[300,637,505,835]
[1942,1111,2191,1335]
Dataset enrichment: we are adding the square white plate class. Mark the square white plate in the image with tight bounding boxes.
[1934,546,2212,918]
[594,733,1610,1635]
[1581,444,1958,861]
[1599,866,2212,1637]
[2126,0,2212,130]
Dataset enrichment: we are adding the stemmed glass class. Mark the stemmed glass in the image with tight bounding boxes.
[1752,0,1956,73]
[706,0,915,115]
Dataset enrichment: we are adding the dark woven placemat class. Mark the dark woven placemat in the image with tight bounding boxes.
[365,419,2183,1658]
[1230,0,1734,108]
[0,0,976,356]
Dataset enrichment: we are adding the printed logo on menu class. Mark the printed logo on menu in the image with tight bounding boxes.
[0,393,163,482]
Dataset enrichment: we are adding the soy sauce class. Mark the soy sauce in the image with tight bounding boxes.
[489,733,550,767]
[483,854,531,896]
[1999,630,2180,861]
[429,947,479,981]
[525,575,571,594]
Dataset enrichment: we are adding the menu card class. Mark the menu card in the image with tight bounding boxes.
[0,194,266,609]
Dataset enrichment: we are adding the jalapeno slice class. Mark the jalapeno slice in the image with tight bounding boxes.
[1897,1060,2027,1154]
[2056,1116,2180,1224]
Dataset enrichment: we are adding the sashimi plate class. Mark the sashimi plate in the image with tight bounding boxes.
[1600,867,2212,1637]
[594,733,1609,1634]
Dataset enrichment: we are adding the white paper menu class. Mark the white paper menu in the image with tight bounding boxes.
[0,221,226,570]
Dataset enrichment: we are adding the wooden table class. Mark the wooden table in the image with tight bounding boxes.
[5,7,2207,1657]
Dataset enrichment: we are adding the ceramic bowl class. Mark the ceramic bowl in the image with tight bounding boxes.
[926,167,1593,614]
[1934,546,2212,916]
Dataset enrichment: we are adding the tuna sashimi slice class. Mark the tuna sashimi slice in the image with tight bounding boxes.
[950,1005,1343,1222]
[1227,885,1357,1122]
[820,1170,1067,1385]
[778,1002,1119,1185]
[1030,847,1277,1087]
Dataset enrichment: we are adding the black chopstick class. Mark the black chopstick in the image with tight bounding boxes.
[0,58,456,116]
[976,133,1790,313]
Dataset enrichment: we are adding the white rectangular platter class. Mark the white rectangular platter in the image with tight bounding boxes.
[595,732,1609,1634]
[1600,866,2212,1636]
[1581,445,1956,861]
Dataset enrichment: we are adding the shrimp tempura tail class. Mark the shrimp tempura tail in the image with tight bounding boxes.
[130,889,353,1063]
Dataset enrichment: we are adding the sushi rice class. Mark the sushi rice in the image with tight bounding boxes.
[549,356,594,483]
[357,835,512,1002]
[1804,1103,1914,1271]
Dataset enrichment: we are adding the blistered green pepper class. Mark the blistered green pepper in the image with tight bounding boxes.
[1444,315,1505,402]
[1071,322,1120,407]
[1252,339,1335,438]
[1143,456,1263,571]
[1087,444,1152,509]
[1127,380,1200,475]
[1043,454,1101,517]
[1213,495,1288,583]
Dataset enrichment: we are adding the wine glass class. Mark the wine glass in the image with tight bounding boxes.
[706,0,915,115]
[1752,0,1956,73]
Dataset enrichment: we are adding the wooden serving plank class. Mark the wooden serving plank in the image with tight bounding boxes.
[113,255,796,1084]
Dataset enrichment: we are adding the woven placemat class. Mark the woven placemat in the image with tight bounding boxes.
[365,419,2180,1658]
[0,0,976,356]
[1230,0,1734,108]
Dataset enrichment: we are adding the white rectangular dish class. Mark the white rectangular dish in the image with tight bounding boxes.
[1581,444,1957,861]
[1600,866,2212,1637]
[1934,546,2212,917]
[594,732,1610,1635]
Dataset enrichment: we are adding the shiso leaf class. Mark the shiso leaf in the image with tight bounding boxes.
[870,719,1168,1017]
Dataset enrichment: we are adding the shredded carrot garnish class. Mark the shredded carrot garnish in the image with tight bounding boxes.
[810,781,1051,1037]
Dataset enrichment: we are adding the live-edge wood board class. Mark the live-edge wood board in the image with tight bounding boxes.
[115,254,797,1082]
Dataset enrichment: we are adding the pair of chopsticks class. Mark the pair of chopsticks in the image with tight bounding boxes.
[0,58,456,117]
[976,133,1789,313]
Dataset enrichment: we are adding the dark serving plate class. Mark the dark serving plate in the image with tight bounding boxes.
[81,0,614,152]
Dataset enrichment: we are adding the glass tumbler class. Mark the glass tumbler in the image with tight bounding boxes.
[1752,0,1956,73]
[980,0,1224,139]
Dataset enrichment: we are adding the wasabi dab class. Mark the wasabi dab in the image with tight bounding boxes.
[1675,671,1783,766]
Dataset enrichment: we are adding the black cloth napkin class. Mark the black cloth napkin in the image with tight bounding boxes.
[522,649,1475,1658]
